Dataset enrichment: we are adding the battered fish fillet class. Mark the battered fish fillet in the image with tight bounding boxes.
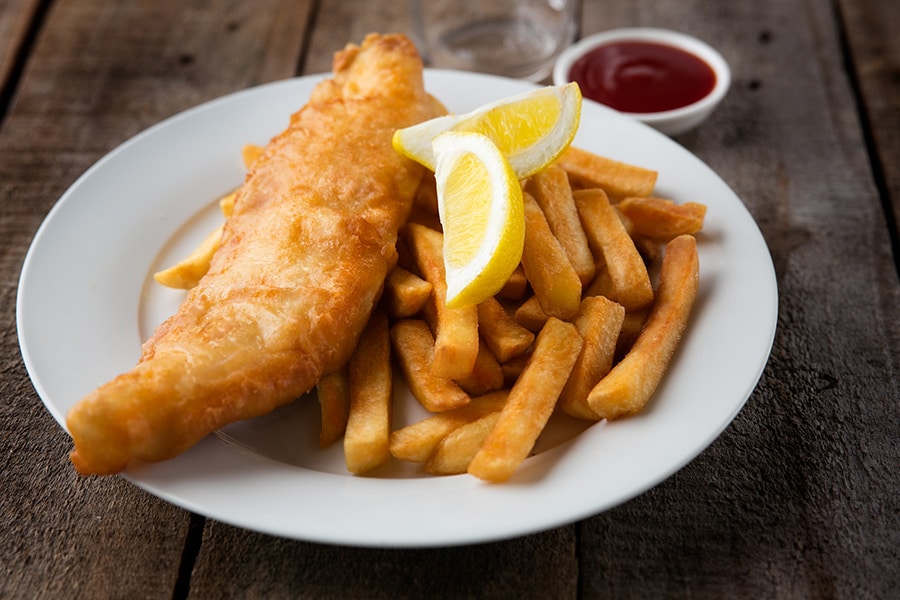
[67,33,442,475]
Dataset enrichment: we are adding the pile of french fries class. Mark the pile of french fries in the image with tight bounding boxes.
[156,144,705,484]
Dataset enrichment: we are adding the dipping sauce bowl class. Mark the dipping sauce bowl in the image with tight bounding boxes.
[553,28,731,136]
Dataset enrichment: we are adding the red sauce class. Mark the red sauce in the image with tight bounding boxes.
[568,41,716,113]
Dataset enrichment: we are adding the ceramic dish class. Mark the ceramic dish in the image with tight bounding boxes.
[17,70,776,547]
[554,28,731,136]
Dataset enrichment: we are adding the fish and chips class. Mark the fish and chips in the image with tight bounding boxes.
[65,33,705,483]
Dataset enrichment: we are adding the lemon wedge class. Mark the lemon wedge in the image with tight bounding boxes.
[433,131,525,308]
[393,82,582,178]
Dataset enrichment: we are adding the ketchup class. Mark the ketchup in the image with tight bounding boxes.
[568,41,716,113]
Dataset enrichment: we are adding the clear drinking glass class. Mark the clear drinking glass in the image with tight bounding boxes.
[410,0,579,82]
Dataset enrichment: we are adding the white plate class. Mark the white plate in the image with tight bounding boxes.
[17,70,777,547]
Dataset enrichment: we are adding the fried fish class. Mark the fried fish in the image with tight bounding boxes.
[67,33,442,475]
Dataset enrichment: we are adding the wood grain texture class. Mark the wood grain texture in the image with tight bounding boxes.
[189,521,576,599]
[1,0,898,598]
[0,1,313,598]
[0,0,40,89]
[839,0,900,262]
[576,1,900,597]
[303,0,412,74]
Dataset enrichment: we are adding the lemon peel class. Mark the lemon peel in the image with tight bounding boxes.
[432,131,525,308]
[393,82,582,178]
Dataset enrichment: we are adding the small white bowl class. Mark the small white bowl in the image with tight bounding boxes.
[553,28,731,136]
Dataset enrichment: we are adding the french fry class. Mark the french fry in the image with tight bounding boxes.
[454,343,505,396]
[500,350,531,383]
[389,390,508,462]
[587,235,699,419]
[617,196,707,241]
[344,310,393,474]
[616,306,651,359]
[468,317,583,483]
[558,296,625,420]
[513,294,550,332]
[242,143,264,169]
[426,411,503,475]
[575,188,654,310]
[556,146,657,200]
[153,224,223,289]
[154,169,240,291]
[316,368,350,447]
[405,223,479,379]
[526,165,596,285]
[389,319,471,412]
[583,265,613,299]
[477,297,535,363]
[585,269,653,359]
[219,190,237,217]
[383,266,433,319]
[520,192,582,320]
[631,235,664,267]
[497,264,528,300]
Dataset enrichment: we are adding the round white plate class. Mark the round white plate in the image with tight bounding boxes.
[17,70,777,547]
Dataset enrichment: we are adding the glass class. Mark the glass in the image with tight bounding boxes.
[410,0,579,82]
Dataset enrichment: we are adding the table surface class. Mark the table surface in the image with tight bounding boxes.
[2,1,898,598]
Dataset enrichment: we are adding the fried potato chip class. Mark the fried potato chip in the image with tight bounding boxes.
[405,223,479,379]
[615,306,651,359]
[468,317,583,482]
[558,296,625,420]
[389,319,471,412]
[526,165,596,285]
[242,143,264,169]
[426,411,502,475]
[575,188,654,310]
[617,196,707,241]
[513,294,550,332]
[556,146,657,200]
[454,343,505,396]
[587,235,699,419]
[316,368,350,447]
[344,310,393,474]
[500,350,531,383]
[383,266,433,319]
[520,192,582,320]
[389,390,508,462]
[477,297,535,363]
[153,224,223,289]
[496,264,528,300]
[219,190,237,217]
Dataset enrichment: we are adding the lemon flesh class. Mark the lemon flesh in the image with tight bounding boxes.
[393,82,581,178]
[433,131,524,308]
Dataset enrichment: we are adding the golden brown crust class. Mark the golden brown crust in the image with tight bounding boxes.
[67,34,442,475]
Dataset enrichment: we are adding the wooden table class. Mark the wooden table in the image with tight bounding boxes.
[2,1,897,597]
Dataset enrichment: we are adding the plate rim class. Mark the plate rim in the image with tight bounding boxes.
[16,69,778,547]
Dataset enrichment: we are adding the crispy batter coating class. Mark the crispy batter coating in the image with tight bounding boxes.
[67,34,441,475]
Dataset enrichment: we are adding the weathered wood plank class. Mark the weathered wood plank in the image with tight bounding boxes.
[3,0,313,162]
[0,1,314,598]
[839,0,900,261]
[303,0,413,74]
[0,0,41,90]
[188,521,577,600]
[576,1,900,597]
[4,0,897,598]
